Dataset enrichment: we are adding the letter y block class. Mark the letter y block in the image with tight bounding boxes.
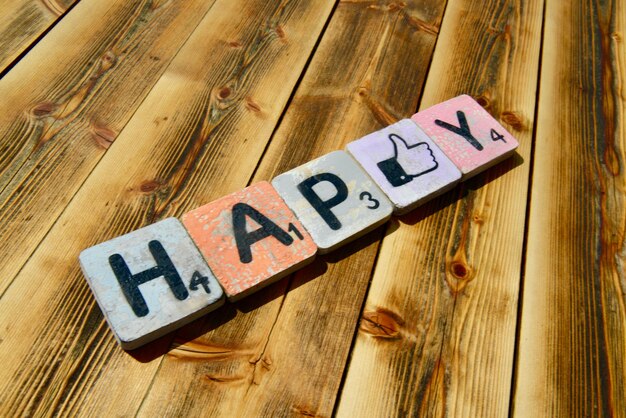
[411,95,519,180]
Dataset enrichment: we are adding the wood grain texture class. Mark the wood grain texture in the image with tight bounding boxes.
[336,0,543,416]
[513,0,626,416]
[0,0,338,416]
[0,0,76,73]
[0,0,220,295]
[136,0,447,416]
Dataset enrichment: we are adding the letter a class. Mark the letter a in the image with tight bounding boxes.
[232,203,294,264]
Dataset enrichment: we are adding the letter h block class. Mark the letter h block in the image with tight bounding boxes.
[79,218,224,349]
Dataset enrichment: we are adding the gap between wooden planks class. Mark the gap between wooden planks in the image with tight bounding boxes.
[336,0,543,416]
[0,0,77,74]
[0,0,338,416]
[513,0,626,416]
[0,0,220,296]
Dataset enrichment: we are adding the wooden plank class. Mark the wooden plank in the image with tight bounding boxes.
[0,0,338,416]
[0,0,220,295]
[0,0,77,73]
[135,1,448,416]
[513,0,626,416]
[336,0,543,416]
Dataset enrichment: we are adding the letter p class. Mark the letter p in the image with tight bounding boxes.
[297,173,348,230]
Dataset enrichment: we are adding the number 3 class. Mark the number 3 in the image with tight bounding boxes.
[359,191,380,209]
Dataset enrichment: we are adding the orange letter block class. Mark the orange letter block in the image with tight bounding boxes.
[182,182,317,301]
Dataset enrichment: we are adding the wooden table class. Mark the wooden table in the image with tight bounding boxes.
[0,0,624,416]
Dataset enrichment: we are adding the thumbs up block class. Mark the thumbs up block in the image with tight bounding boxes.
[411,95,519,180]
[79,218,224,349]
[182,182,316,302]
[272,151,393,253]
[346,119,462,214]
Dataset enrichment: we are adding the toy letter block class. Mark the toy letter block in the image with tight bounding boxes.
[182,182,316,302]
[79,218,224,350]
[346,119,462,214]
[411,95,519,180]
[272,150,393,253]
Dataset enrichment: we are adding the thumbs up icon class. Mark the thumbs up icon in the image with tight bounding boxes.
[376,134,439,187]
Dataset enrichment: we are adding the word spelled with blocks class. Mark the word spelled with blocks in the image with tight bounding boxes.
[79,95,519,349]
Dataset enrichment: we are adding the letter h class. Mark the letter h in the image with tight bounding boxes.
[108,240,189,317]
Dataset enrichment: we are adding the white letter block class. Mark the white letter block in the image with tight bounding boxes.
[272,150,392,253]
[79,218,224,349]
[347,119,462,214]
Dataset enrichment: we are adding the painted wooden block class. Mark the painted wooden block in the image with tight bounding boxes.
[272,150,393,253]
[79,218,224,350]
[182,181,316,302]
[411,94,519,180]
[346,119,462,214]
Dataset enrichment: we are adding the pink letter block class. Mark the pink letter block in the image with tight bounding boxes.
[182,182,316,301]
[411,95,519,180]
[346,119,461,214]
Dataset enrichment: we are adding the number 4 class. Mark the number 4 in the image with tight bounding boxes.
[189,271,211,293]
[490,128,506,143]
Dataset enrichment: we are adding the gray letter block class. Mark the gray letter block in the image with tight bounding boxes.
[272,151,392,253]
[79,218,224,349]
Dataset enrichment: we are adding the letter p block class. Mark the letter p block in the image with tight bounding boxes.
[272,151,392,253]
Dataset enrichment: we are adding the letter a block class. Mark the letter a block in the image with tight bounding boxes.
[79,218,225,350]
[346,119,462,214]
[272,151,393,253]
[411,95,519,180]
[182,182,316,302]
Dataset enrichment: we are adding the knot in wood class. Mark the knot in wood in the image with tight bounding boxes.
[245,97,261,113]
[501,111,525,131]
[218,87,231,100]
[90,121,117,149]
[100,51,118,71]
[445,260,474,294]
[474,94,491,109]
[472,213,484,225]
[274,25,286,41]
[31,102,58,118]
[450,262,469,279]
[140,180,163,193]
[360,308,404,339]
